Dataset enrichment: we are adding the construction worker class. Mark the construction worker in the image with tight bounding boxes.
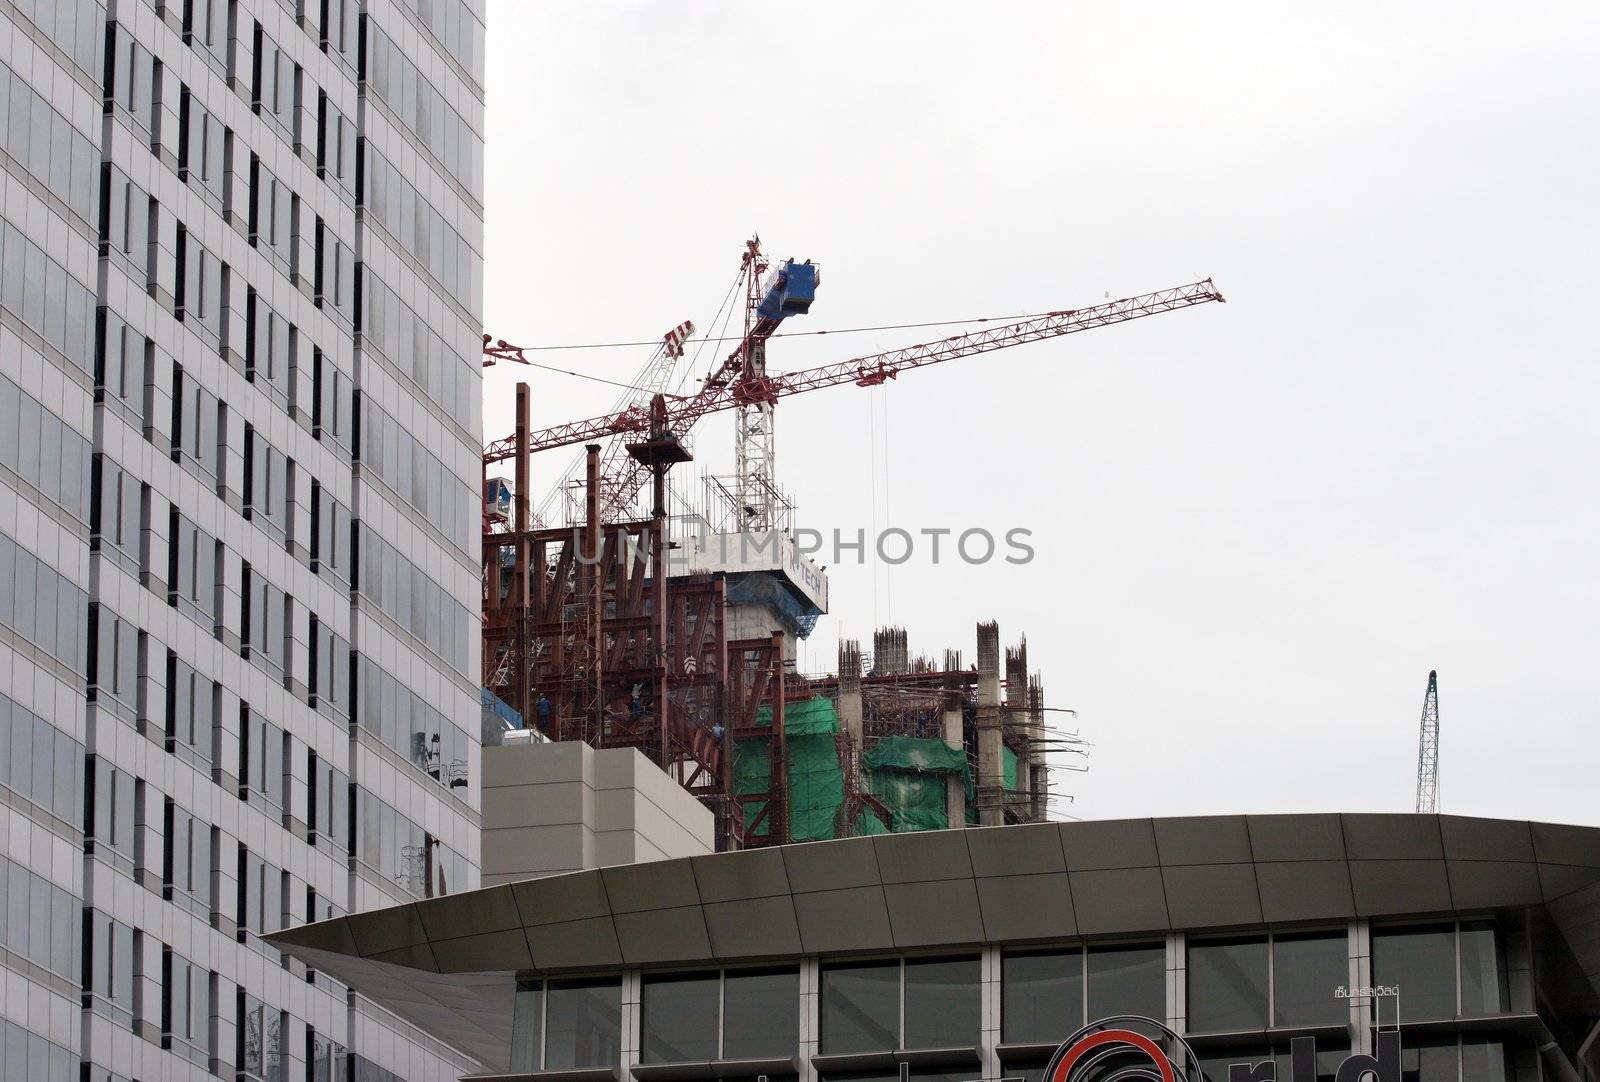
[535,692,551,729]
[629,683,644,720]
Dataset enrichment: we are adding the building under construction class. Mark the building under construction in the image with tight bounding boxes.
[481,420,1072,849]
[480,238,1221,847]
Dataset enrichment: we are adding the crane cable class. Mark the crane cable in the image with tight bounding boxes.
[495,310,1053,355]
[529,264,748,522]
[672,265,745,396]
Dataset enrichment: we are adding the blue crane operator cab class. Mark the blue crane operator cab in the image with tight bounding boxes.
[755,259,820,321]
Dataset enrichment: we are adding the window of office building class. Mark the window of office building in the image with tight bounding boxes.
[1188,936,1268,1033]
[543,978,621,1070]
[1458,920,1508,1016]
[94,311,148,430]
[1395,1034,1477,1082]
[91,455,142,573]
[1086,944,1165,1024]
[184,0,230,78]
[237,848,287,942]
[0,857,79,981]
[577,970,801,1067]
[0,373,93,525]
[307,751,350,852]
[309,616,352,720]
[1189,931,1351,1033]
[511,981,542,1073]
[905,957,980,1051]
[170,363,222,487]
[1273,931,1349,1026]
[1003,948,1084,1044]
[3,1017,79,1082]
[1458,1037,1515,1081]
[239,706,286,813]
[821,961,900,1054]
[163,799,212,915]
[85,911,137,1027]
[161,947,210,1063]
[309,1031,348,1082]
[168,509,219,624]
[165,654,215,768]
[725,968,800,1061]
[1375,924,1455,1020]
[2,697,84,827]
[85,756,139,874]
[820,956,979,1055]
[641,972,720,1063]
[1372,922,1506,1023]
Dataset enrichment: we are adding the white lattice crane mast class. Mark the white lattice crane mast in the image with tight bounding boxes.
[481,279,1226,469]
[1415,669,1441,813]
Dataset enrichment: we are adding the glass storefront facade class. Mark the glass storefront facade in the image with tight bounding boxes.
[506,916,1539,1082]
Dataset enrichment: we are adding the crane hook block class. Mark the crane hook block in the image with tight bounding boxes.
[755,259,820,321]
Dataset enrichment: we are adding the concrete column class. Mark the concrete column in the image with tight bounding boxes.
[980,945,1002,1080]
[998,649,1024,819]
[872,627,908,675]
[620,968,641,1077]
[1349,919,1372,1055]
[1004,643,1043,819]
[1167,930,1186,1034]
[837,640,863,747]
[1029,677,1048,822]
[942,684,966,828]
[799,957,820,1082]
[976,621,1003,827]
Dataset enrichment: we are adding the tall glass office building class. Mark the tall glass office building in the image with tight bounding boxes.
[0,1,484,1079]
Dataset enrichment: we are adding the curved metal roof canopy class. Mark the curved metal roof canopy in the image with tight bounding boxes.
[268,813,1600,1071]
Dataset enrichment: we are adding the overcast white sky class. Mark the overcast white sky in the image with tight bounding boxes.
[482,3,1600,825]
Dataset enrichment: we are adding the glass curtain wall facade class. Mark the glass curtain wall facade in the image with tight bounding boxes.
[0,0,484,1079]
[508,917,1541,1082]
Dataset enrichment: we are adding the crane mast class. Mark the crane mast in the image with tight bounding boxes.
[1415,669,1440,813]
[736,243,779,530]
[732,237,818,530]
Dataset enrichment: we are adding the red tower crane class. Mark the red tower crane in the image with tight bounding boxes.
[483,276,1225,469]
[479,272,1225,846]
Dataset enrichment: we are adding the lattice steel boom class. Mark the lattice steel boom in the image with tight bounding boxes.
[482,278,1225,465]
[1415,669,1440,813]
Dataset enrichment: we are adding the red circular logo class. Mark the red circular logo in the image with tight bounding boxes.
[1045,1018,1199,1082]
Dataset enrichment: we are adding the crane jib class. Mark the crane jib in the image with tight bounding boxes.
[483,279,1223,464]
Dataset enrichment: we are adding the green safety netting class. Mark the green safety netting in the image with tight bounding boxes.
[1003,746,1019,791]
[735,699,845,842]
[761,697,839,736]
[866,769,949,832]
[865,735,969,834]
[733,707,977,840]
[863,735,967,773]
[853,808,891,835]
